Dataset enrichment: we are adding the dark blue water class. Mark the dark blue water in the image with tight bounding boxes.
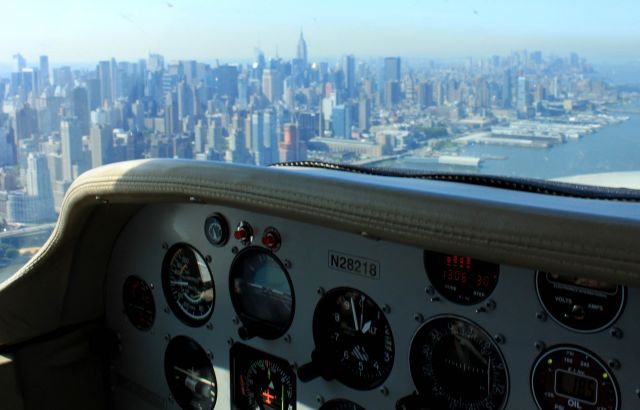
[383,109,640,180]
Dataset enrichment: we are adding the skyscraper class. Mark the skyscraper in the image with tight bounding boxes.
[72,86,90,137]
[89,123,113,167]
[25,152,56,222]
[342,55,356,99]
[516,76,528,112]
[384,57,401,83]
[262,69,283,103]
[297,31,308,66]
[39,55,50,89]
[60,119,82,181]
[98,61,112,103]
[13,54,26,73]
[502,69,513,108]
[331,105,351,139]
[279,123,306,162]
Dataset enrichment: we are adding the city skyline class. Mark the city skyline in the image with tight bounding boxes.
[3,0,640,63]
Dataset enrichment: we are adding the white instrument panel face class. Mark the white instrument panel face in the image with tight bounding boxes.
[105,203,640,410]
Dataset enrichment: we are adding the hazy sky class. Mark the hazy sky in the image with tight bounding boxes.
[3,0,640,65]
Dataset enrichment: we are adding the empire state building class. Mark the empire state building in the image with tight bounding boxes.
[296,31,308,65]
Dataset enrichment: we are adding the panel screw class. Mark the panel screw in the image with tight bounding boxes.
[164,334,171,342]
[484,299,496,311]
[316,287,325,296]
[164,306,170,314]
[382,304,391,314]
[284,259,292,269]
[162,242,169,250]
[206,323,213,331]
[284,334,292,344]
[379,386,389,396]
[227,338,234,346]
[536,311,548,322]
[316,395,325,404]
[149,283,155,290]
[206,255,212,263]
[424,286,435,296]
[608,359,621,370]
[534,341,546,351]
[494,334,506,344]
[207,351,214,360]
[430,296,440,303]
[168,394,174,402]
[413,313,424,323]
[232,317,239,325]
[475,307,487,313]
[231,246,239,254]
[610,327,623,339]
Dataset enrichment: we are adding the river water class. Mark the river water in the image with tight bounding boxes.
[379,109,640,180]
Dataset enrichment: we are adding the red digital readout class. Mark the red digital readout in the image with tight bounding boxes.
[446,256,472,270]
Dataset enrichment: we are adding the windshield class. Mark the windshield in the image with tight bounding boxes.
[1,0,639,278]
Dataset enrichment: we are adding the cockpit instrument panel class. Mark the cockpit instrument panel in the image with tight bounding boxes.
[105,202,640,410]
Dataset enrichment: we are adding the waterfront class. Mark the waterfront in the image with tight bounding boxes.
[378,110,640,180]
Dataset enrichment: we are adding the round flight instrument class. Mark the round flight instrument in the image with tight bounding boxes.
[204,214,229,247]
[164,336,217,410]
[531,346,619,410]
[409,316,509,410]
[161,244,215,327]
[122,275,155,331]
[231,343,296,410]
[311,287,394,390]
[424,250,500,305]
[536,271,625,332]
[320,399,366,410]
[229,247,294,339]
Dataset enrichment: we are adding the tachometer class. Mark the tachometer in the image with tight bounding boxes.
[231,343,296,410]
[122,275,155,331]
[536,271,625,332]
[409,316,509,410]
[229,247,294,340]
[531,346,619,410]
[162,244,215,327]
[299,287,394,390]
[424,250,499,305]
[164,335,217,410]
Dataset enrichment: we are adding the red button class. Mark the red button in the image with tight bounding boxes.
[234,228,247,241]
[262,233,276,247]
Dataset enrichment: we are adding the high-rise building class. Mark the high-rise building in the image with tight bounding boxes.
[297,31,308,66]
[60,118,83,181]
[177,81,193,120]
[279,123,306,162]
[14,104,38,140]
[331,105,351,139]
[213,65,239,100]
[384,81,401,108]
[98,61,112,103]
[262,69,283,103]
[89,123,113,167]
[502,69,513,109]
[23,153,56,222]
[358,98,371,132]
[72,86,90,137]
[342,55,356,99]
[39,55,50,89]
[13,54,26,73]
[384,57,401,83]
[148,53,165,72]
[417,82,434,109]
[516,76,528,112]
